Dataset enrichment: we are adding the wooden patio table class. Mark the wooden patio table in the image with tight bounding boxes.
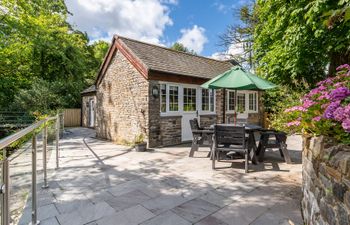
[210,124,262,165]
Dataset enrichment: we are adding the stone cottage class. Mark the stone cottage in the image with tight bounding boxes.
[91,35,264,147]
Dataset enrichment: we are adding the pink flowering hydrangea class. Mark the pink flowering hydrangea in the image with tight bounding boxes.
[285,64,350,143]
[312,116,322,122]
[287,120,301,127]
[343,119,350,132]
[284,106,307,113]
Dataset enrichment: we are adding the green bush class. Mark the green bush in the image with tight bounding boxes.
[263,86,306,132]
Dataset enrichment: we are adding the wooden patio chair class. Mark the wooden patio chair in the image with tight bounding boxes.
[212,125,249,173]
[189,118,213,157]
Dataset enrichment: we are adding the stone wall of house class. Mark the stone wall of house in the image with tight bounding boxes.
[159,116,182,146]
[96,51,149,144]
[200,115,217,127]
[148,80,182,147]
[215,89,225,124]
[148,80,161,147]
[82,94,96,127]
[302,136,350,225]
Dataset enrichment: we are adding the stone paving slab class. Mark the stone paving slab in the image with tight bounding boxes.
[96,205,155,225]
[141,194,189,215]
[104,190,151,211]
[140,211,191,225]
[195,215,229,225]
[16,128,303,225]
[171,198,220,223]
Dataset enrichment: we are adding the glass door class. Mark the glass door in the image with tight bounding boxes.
[182,87,198,141]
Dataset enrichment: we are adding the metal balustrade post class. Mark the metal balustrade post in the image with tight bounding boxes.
[55,116,59,169]
[61,113,64,137]
[1,152,10,225]
[30,135,39,225]
[42,123,48,189]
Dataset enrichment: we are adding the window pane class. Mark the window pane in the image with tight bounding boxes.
[160,84,166,112]
[169,86,179,111]
[237,93,245,112]
[249,93,257,111]
[209,90,214,112]
[202,89,209,111]
[184,88,196,111]
[228,91,235,111]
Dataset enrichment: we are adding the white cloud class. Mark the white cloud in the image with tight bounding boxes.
[211,42,253,70]
[211,42,245,59]
[160,0,178,5]
[213,2,230,14]
[177,25,208,54]
[65,0,173,44]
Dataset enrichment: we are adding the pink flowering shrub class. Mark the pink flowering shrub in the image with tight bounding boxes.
[285,64,350,144]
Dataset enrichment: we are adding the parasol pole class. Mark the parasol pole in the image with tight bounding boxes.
[223,88,226,123]
[234,89,237,125]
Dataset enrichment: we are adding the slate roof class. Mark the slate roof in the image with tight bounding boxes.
[81,85,96,95]
[118,36,237,79]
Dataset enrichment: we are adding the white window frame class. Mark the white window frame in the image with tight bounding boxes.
[226,90,258,114]
[247,91,258,113]
[168,85,179,112]
[200,88,216,115]
[159,82,216,116]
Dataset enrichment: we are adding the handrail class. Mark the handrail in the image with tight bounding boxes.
[0,113,63,225]
[0,116,57,150]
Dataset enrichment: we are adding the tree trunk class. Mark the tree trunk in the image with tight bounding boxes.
[328,51,350,76]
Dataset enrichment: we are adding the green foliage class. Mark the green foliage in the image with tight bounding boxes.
[134,133,145,144]
[0,0,109,112]
[171,42,196,55]
[13,79,64,113]
[265,86,306,132]
[253,0,350,86]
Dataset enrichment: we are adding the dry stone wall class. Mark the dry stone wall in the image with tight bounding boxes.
[302,136,350,225]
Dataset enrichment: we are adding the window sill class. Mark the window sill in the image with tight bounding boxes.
[199,112,216,116]
[160,113,182,118]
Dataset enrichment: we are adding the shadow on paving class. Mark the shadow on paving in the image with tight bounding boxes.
[16,127,303,225]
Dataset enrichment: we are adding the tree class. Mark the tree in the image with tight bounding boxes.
[220,2,256,69]
[0,0,109,111]
[85,41,110,84]
[171,42,196,54]
[253,0,350,86]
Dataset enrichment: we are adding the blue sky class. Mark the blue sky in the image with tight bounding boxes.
[66,0,247,57]
[162,0,244,56]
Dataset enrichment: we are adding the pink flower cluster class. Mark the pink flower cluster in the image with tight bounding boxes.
[285,64,350,135]
[284,106,306,113]
[333,105,350,132]
[287,120,301,127]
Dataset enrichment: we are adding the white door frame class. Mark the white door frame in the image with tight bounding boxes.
[89,98,95,127]
[181,86,200,141]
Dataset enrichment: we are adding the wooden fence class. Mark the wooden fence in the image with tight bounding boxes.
[63,108,81,127]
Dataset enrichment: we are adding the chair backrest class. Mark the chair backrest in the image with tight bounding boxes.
[214,125,245,148]
[236,118,248,126]
[189,118,200,131]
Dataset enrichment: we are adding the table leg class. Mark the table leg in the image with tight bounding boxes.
[248,132,258,165]
[258,134,269,162]
[189,135,199,157]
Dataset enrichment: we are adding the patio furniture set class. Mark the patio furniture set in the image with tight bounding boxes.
[189,118,292,173]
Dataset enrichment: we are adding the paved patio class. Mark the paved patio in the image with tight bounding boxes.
[19,127,303,225]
